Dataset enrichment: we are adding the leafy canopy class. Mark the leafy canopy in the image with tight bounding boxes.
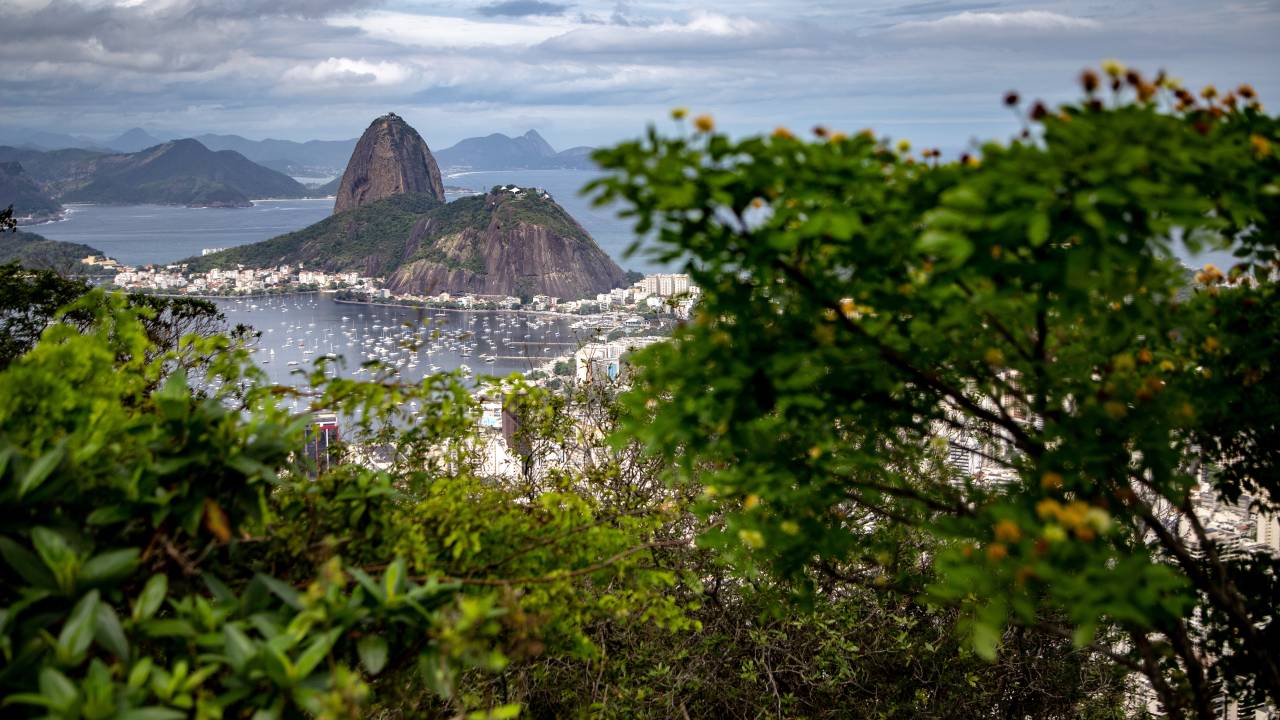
[590,68,1279,718]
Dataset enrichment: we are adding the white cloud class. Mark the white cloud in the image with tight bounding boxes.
[280,57,414,87]
[538,10,786,54]
[328,12,574,48]
[893,10,1101,33]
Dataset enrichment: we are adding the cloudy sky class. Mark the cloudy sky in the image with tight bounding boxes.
[2,0,1278,150]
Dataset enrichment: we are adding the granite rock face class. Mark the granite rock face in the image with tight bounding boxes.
[384,188,627,300]
[333,113,445,214]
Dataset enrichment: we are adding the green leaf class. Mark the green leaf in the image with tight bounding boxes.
[223,624,257,672]
[0,536,57,590]
[93,603,129,660]
[293,628,341,679]
[57,590,100,663]
[1027,212,1050,247]
[31,526,77,588]
[116,707,188,720]
[971,621,999,662]
[38,667,77,710]
[255,574,302,610]
[1072,622,1097,648]
[357,635,389,676]
[18,440,66,498]
[78,548,140,586]
[140,619,196,638]
[132,574,168,622]
[468,704,522,720]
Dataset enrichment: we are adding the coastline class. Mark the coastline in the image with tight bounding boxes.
[331,296,603,319]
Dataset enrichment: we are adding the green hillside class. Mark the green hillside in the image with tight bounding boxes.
[0,229,104,273]
[0,162,62,222]
[183,192,446,273]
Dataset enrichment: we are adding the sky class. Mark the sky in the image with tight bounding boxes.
[1,0,1278,151]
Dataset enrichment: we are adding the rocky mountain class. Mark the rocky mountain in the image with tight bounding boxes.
[0,162,63,224]
[434,130,596,171]
[0,229,105,273]
[186,186,627,300]
[333,113,445,215]
[0,140,308,207]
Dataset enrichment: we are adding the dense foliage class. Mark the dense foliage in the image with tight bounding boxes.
[590,69,1278,719]
[0,276,1127,718]
[0,231,104,275]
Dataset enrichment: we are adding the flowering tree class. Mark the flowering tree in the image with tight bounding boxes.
[592,67,1279,719]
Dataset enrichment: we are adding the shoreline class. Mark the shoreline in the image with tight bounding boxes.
[331,296,608,319]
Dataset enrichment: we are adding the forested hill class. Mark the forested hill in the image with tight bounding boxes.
[0,162,63,224]
[184,187,627,299]
[0,229,105,273]
[0,140,309,208]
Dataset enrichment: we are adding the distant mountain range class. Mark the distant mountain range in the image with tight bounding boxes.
[0,139,312,210]
[433,130,596,172]
[0,125,598,176]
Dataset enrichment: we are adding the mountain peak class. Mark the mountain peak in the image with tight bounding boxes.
[333,114,444,215]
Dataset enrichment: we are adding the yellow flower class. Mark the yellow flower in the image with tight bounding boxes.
[808,445,823,460]
[738,528,766,549]
[994,519,1022,543]
[829,131,848,143]
[694,114,715,133]
[1036,498,1062,521]
[983,348,1005,366]
[963,154,981,168]
[773,126,795,140]
[743,494,761,510]
[1159,360,1176,372]
[780,520,800,536]
[1252,134,1273,158]
[896,139,912,154]
[1203,336,1220,353]
[1201,84,1218,100]
[1101,59,1126,78]
[986,543,1008,562]
[1042,524,1067,543]
[1113,353,1135,373]
[671,107,688,120]
[1084,507,1112,533]
[1040,472,1063,491]
[839,297,856,318]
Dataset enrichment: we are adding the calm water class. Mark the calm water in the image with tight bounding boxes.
[34,199,335,267]
[217,294,601,394]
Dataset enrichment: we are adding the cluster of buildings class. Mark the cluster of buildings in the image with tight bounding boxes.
[97,248,700,320]
[101,257,384,297]
[351,273,700,319]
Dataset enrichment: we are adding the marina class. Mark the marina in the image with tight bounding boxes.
[215,294,608,408]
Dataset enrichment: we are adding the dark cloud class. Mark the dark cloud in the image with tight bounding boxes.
[477,0,571,17]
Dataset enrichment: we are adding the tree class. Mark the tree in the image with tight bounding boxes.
[0,264,241,371]
[590,68,1279,718]
[0,291,698,718]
